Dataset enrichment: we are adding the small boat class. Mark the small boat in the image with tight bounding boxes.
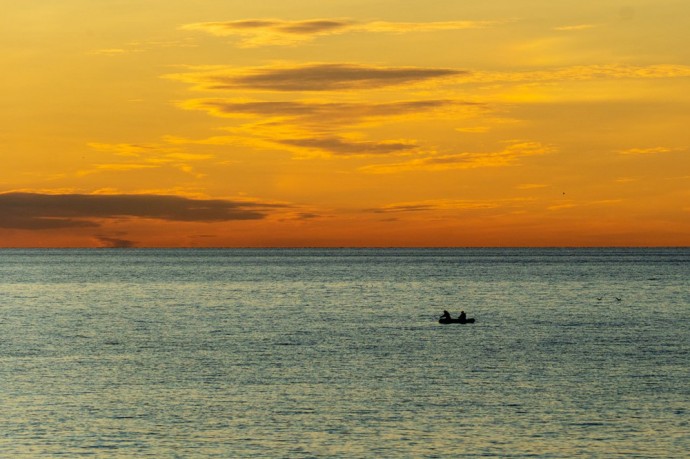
[439,317,475,324]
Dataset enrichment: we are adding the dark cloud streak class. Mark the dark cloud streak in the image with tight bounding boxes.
[186,19,352,34]
[0,193,282,230]
[277,137,418,155]
[278,20,351,34]
[181,19,500,47]
[188,99,465,121]
[370,204,437,213]
[95,236,137,248]
[191,64,464,91]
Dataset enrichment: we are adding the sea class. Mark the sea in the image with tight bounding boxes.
[0,248,688,458]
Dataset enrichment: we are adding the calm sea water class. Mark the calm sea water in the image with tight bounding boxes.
[0,248,688,457]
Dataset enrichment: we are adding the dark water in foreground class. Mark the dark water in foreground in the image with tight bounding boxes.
[1,248,688,457]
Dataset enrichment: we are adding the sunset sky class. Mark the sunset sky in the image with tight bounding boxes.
[2,0,689,247]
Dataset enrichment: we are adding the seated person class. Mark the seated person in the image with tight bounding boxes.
[440,310,452,320]
[458,311,467,322]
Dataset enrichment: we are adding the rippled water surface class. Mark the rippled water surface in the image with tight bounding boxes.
[1,248,688,457]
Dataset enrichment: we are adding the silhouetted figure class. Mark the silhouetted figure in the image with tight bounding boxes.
[440,310,451,321]
[458,311,467,323]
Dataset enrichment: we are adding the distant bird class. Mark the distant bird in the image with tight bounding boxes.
[615,297,622,301]
[596,297,603,301]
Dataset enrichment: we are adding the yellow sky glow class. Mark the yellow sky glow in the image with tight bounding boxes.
[2,1,689,247]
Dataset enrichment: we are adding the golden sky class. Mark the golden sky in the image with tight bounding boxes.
[2,0,689,247]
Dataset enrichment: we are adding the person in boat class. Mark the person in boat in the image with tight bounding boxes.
[458,311,467,323]
[440,310,452,321]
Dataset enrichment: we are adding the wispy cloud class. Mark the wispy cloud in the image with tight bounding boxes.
[617,146,683,155]
[81,163,159,173]
[89,39,197,56]
[172,98,472,157]
[169,63,690,95]
[361,20,499,33]
[276,136,419,156]
[516,183,549,190]
[463,64,690,84]
[95,235,137,248]
[89,48,139,56]
[368,198,531,214]
[168,63,464,92]
[179,98,470,127]
[181,19,353,47]
[554,24,600,32]
[455,126,491,133]
[0,192,284,230]
[81,142,213,178]
[361,141,554,174]
[167,68,475,158]
[547,199,622,212]
[181,19,498,47]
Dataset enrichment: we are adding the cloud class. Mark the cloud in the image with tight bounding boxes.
[370,203,438,213]
[516,183,549,190]
[361,20,499,33]
[554,24,600,31]
[547,199,621,212]
[0,192,283,230]
[95,236,137,248]
[615,177,639,183]
[168,63,464,92]
[182,98,457,118]
[456,126,491,133]
[171,97,485,158]
[180,98,467,128]
[463,64,690,84]
[170,63,690,95]
[81,142,214,178]
[276,136,419,156]
[89,39,197,56]
[181,19,353,46]
[87,142,164,156]
[181,19,498,47]
[361,141,554,174]
[617,146,683,155]
[80,164,159,174]
[293,212,321,220]
[368,198,529,214]
[90,48,136,56]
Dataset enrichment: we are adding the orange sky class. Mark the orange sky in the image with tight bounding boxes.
[2,1,689,247]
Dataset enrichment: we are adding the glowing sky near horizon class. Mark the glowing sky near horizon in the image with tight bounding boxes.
[2,0,689,247]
